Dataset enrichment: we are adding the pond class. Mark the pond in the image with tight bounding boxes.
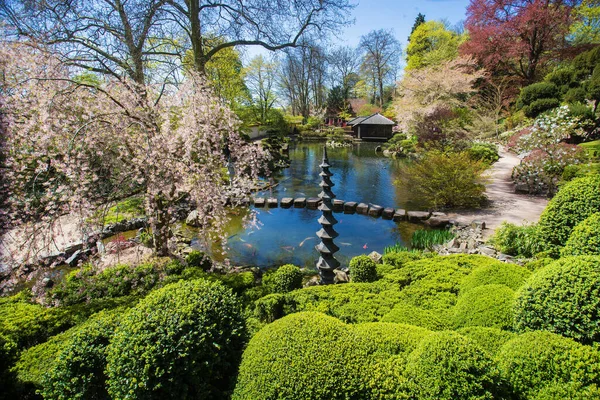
[200,141,426,269]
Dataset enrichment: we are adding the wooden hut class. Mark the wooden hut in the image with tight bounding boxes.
[348,113,395,140]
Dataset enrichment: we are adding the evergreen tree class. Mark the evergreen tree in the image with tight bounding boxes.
[409,13,426,41]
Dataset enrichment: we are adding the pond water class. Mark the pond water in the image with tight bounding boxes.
[200,141,426,269]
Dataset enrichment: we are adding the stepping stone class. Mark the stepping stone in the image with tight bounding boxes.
[393,209,407,222]
[254,197,266,208]
[343,201,357,214]
[356,203,369,215]
[294,198,306,208]
[471,220,486,230]
[280,198,294,208]
[267,198,278,208]
[306,197,322,209]
[425,216,451,228]
[407,211,431,222]
[382,207,395,219]
[368,205,383,217]
[333,199,345,212]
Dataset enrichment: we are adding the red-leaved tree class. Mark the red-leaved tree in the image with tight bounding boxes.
[461,0,577,83]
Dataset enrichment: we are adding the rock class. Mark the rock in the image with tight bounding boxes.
[294,198,306,208]
[515,183,530,194]
[343,201,357,214]
[334,269,349,284]
[432,212,447,217]
[375,145,382,152]
[446,238,456,248]
[497,253,514,263]
[393,209,407,221]
[333,199,345,212]
[479,246,497,257]
[368,205,383,217]
[471,220,486,230]
[254,197,266,208]
[42,277,54,288]
[65,250,81,266]
[382,208,395,219]
[280,197,294,208]
[304,275,320,287]
[425,216,451,228]
[356,203,369,215]
[63,241,84,254]
[407,211,431,222]
[368,251,383,264]
[467,239,477,250]
[267,198,278,208]
[382,149,391,157]
[186,210,201,227]
[306,198,322,209]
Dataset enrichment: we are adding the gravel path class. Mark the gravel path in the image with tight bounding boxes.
[446,148,549,238]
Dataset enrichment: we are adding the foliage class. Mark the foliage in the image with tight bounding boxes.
[203,44,249,108]
[403,331,503,399]
[398,150,488,209]
[349,255,378,283]
[523,98,561,118]
[40,309,122,400]
[253,293,286,323]
[381,250,427,267]
[453,284,516,330]
[490,222,545,257]
[94,197,145,225]
[264,264,303,293]
[106,279,245,400]
[514,256,600,344]
[406,21,465,70]
[383,243,410,254]
[569,0,600,44]
[537,175,600,248]
[516,82,560,116]
[496,331,600,398]
[244,55,279,125]
[382,133,417,156]
[460,261,531,293]
[456,327,517,356]
[411,229,454,250]
[185,250,212,271]
[562,212,600,256]
[467,142,499,164]
[381,302,450,331]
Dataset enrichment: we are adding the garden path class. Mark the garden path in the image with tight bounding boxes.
[446,147,549,238]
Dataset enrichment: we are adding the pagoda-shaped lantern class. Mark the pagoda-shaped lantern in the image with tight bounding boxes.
[315,146,340,284]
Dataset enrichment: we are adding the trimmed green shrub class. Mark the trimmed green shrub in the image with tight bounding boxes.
[518,82,559,109]
[468,143,500,164]
[265,264,302,293]
[565,87,587,103]
[349,255,378,283]
[368,355,410,399]
[496,331,600,398]
[185,250,212,271]
[537,175,600,248]
[106,279,245,400]
[457,327,516,356]
[41,309,122,400]
[453,284,515,330]
[0,333,17,399]
[232,312,367,399]
[253,293,286,323]
[533,382,600,400]
[381,250,427,270]
[352,322,431,360]
[460,261,531,293]
[562,212,600,256]
[381,302,450,331]
[514,256,600,344]
[491,222,544,257]
[404,331,503,399]
[524,257,555,271]
[524,98,560,118]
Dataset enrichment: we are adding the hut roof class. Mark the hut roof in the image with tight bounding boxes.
[353,113,395,126]
[347,116,367,126]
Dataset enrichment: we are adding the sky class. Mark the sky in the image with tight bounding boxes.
[241,0,471,63]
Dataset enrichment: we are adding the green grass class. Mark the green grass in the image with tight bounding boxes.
[411,229,455,250]
[383,243,411,254]
[94,197,145,225]
[580,140,600,160]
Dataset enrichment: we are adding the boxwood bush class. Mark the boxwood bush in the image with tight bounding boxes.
[453,284,515,330]
[490,222,544,258]
[106,279,245,400]
[352,322,431,360]
[456,327,516,356]
[513,256,600,344]
[381,302,450,331]
[349,255,378,283]
[460,260,530,293]
[496,331,600,398]
[537,175,600,249]
[561,212,600,256]
[264,264,303,293]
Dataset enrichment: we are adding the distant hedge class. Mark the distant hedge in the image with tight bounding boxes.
[453,284,515,330]
[265,264,303,293]
[562,212,600,256]
[349,255,378,283]
[460,261,530,293]
[106,279,245,400]
[514,256,600,344]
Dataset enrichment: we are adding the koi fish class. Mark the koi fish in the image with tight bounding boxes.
[363,243,368,249]
[339,242,352,246]
[299,237,315,247]
[239,238,247,243]
[243,243,253,249]
[281,246,295,253]
[264,209,273,215]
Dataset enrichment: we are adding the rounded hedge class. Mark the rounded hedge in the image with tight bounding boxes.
[232,312,368,400]
[381,251,425,269]
[562,212,600,256]
[185,250,212,271]
[537,175,600,249]
[456,327,517,356]
[381,302,450,331]
[460,261,531,293]
[352,322,431,360]
[514,256,600,344]
[106,279,245,400]
[496,331,600,397]
[454,284,515,330]
[404,331,502,399]
[349,255,378,283]
[268,264,303,293]
[41,309,121,400]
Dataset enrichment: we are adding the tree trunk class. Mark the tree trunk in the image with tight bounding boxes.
[150,194,171,256]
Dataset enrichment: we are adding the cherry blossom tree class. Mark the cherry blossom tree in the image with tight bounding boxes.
[0,41,267,260]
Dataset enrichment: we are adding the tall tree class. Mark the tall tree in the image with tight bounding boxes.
[327,46,360,89]
[570,0,600,44]
[461,0,578,83]
[409,13,426,41]
[202,43,249,108]
[406,21,466,70]
[359,29,401,108]
[245,55,279,124]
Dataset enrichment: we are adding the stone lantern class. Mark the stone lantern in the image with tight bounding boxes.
[315,146,340,284]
